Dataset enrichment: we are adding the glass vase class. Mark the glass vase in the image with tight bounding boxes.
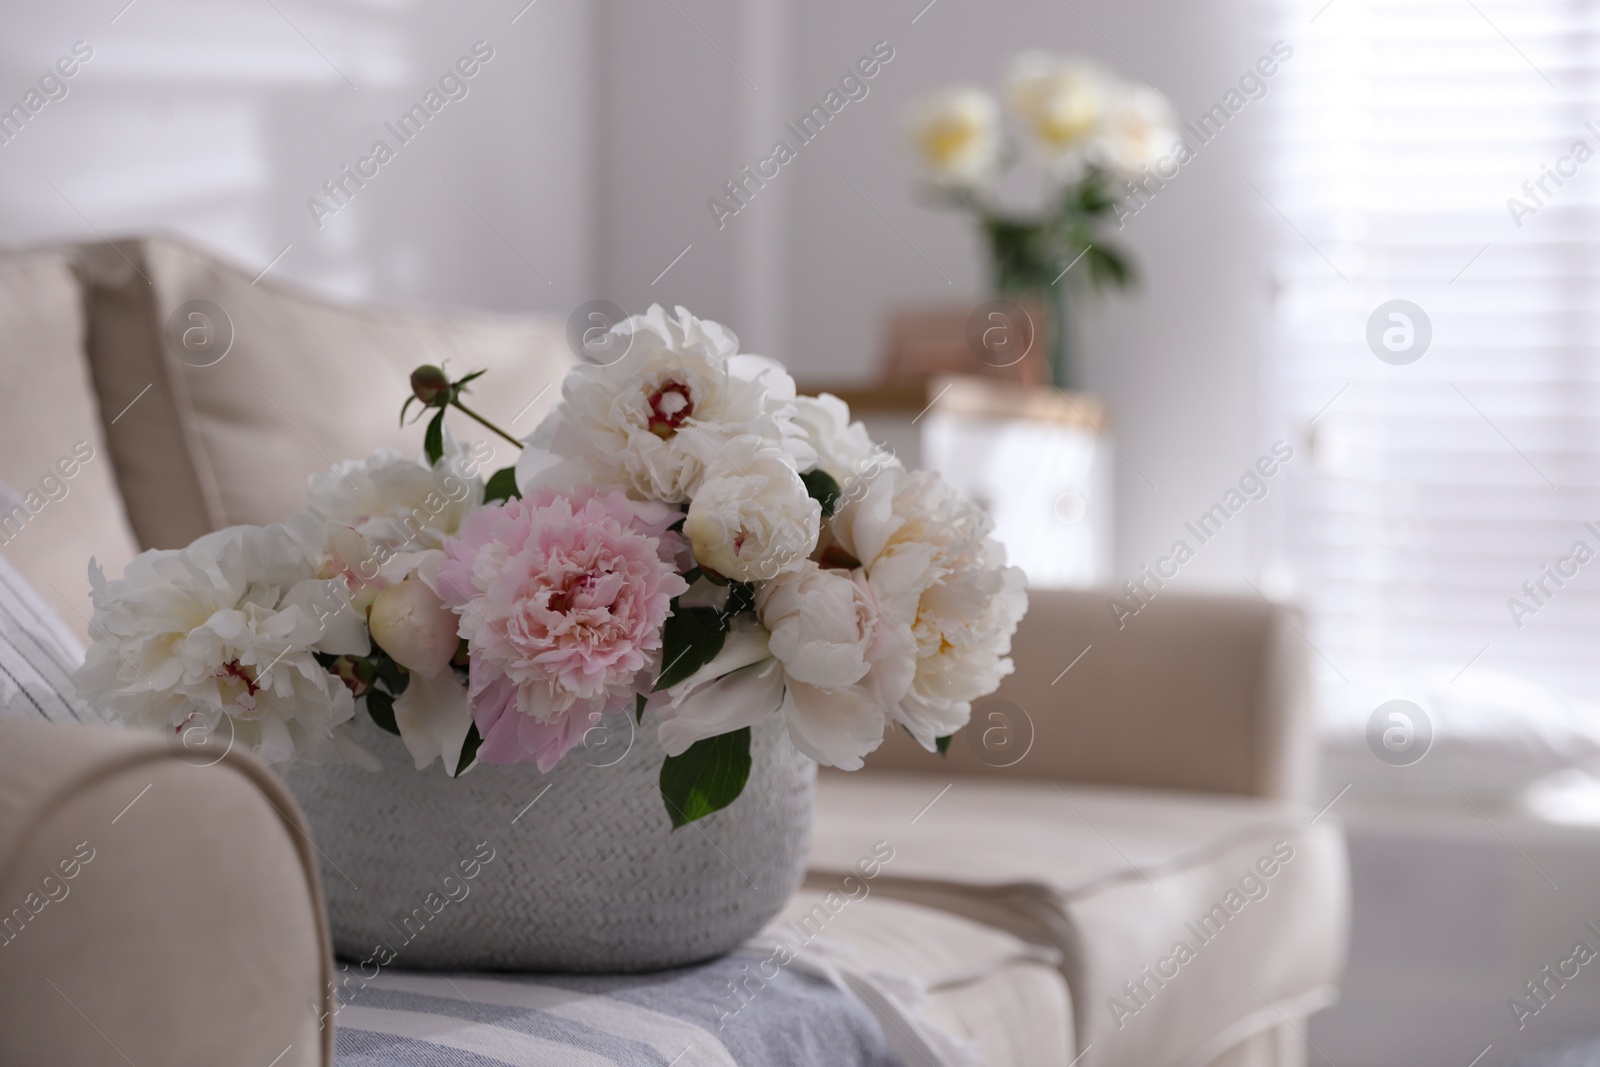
[991,254,1075,391]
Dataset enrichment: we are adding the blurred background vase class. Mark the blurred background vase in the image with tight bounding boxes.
[986,216,1074,388]
[911,53,1178,390]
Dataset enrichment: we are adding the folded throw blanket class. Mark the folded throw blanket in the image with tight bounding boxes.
[332,961,904,1067]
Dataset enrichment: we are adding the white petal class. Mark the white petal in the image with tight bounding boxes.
[888,690,971,752]
[839,467,900,565]
[284,579,369,656]
[782,681,887,770]
[392,669,476,773]
[514,442,568,494]
[657,658,783,756]
[664,626,774,706]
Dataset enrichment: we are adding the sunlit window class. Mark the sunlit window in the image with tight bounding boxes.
[1269,0,1600,703]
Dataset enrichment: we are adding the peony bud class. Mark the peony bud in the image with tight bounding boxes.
[329,655,375,697]
[410,364,451,406]
[368,578,461,677]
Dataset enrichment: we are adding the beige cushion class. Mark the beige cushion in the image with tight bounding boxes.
[72,234,572,549]
[0,251,141,640]
[864,587,1315,803]
[0,720,332,1067]
[772,885,1073,1066]
[1203,1025,1301,1067]
[809,771,1348,1067]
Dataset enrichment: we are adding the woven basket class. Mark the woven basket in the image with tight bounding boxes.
[285,711,815,972]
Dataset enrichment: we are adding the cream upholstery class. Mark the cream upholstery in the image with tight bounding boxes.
[850,586,1338,1066]
[810,773,1346,1067]
[68,234,573,550]
[1208,1026,1306,1067]
[866,587,1316,803]
[0,251,141,639]
[0,720,332,1067]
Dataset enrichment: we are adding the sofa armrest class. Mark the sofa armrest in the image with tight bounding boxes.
[0,720,333,1067]
[862,587,1315,803]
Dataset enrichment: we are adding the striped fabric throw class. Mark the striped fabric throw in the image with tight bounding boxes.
[0,553,97,726]
[330,959,902,1067]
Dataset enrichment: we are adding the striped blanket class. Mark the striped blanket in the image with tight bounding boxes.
[332,956,906,1067]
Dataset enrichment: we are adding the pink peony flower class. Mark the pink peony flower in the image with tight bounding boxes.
[435,488,689,770]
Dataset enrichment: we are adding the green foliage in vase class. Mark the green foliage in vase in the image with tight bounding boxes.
[909,58,1176,387]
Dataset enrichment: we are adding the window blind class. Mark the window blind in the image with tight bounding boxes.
[1267,0,1600,701]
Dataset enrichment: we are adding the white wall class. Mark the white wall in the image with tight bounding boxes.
[0,0,597,314]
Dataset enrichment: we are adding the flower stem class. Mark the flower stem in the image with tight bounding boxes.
[450,399,524,449]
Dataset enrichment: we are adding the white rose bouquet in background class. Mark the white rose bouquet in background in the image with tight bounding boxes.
[76,305,1027,826]
[910,53,1178,389]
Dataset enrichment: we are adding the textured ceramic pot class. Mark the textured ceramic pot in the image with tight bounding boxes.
[286,712,815,972]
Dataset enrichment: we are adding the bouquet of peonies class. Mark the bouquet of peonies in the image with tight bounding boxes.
[909,53,1178,388]
[76,306,1027,825]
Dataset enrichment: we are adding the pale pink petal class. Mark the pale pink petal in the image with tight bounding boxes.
[440,488,689,769]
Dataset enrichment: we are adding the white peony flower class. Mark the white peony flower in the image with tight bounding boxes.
[1008,53,1106,174]
[302,444,483,555]
[683,436,821,583]
[74,524,371,769]
[791,393,898,488]
[1093,82,1179,177]
[757,562,888,770]
[756,561,876,690]
[527,304,815,503]
[289,444,484,621]
[910,88,1002,188]
[830,467,1028,750]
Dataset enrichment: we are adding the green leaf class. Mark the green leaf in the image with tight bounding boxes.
[399,394,418,428]
[454,722,483,777]
[1074,174,1119,216]
[454,369,487,391]
[659,727,752,828]
[654,606,728,691]
[1084,243,1135,291]
[635,693,648,724]
[483,465,521,504]
[723,581,755,621]
[424,409,446,465]
[800,469,842,517]
[366,648,411,697]
[366,689,402,736]
[935,734,953,756]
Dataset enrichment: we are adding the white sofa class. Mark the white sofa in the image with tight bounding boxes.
[0,234,1348,1066]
